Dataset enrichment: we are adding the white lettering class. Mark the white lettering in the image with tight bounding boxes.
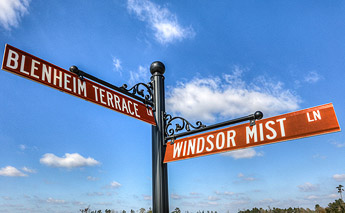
[187,139,196,155]
[64,74,71,91]
[93,85,99,101]
[196,137,205,154]
[30,59,40,79]
[72,77,76,93]
[20,55,29,75]
[127,101,134,115]
[99,88,106,105]
[276,118,286,137]
[216,132,225,150]
[114,95,121,110]
[265,121,277,140]
[122,98,129,113]
[106,91,114,108]
[307,112,313,122]
[259,123,264,141]
[6,50,19,69]
[227,130,236,147]
[246,125,257,144]
[183,140,187,156]
[78,79,87,97]
[173,142,183,158]
[134,103,140,118]
[146,108,152,117]
[313,110,321,120]
[53,69,62,87]
[206,135,214,152]
[42,64,51,83]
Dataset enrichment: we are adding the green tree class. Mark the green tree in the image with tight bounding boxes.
[326,199,345,213]
[139,208,146,213]
[336,184,344,200]
[172,207,181,213]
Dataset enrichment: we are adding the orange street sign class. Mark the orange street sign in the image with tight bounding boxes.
[2,44,156,125]
[164,103,340,163]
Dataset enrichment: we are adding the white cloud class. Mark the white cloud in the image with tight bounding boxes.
[221,148,263,160]
[112,56,122,75]
[237,173,256,182]
[166,67,300,122]
[0,166,27,177]
[109,181,121,188]
[215,191,235,196]
[128,65,150,85]
[46,197,66,204]
[298,182,319,192]
[208,196,220,201]
[304,71,321,83]
[127,0,194,44]
[19,144,26,150]
[21,167,36,173]
[87,176,98,181]
[171,193,182,200]
[305,195,318,200]
[143,194,152,200]
[40,153,100,168]
[332,141,345,148]
[0,0,30,30]
[333,174,345,182]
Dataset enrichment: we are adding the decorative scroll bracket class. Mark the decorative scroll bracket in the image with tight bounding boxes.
[164,113,206,144]
[120,82,154,108]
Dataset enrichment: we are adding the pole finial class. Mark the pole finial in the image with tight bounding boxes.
[150,61,165,75]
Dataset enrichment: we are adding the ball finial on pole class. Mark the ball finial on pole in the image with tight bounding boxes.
[150,61,165,75]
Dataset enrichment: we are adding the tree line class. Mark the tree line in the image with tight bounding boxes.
[80,185,345,213]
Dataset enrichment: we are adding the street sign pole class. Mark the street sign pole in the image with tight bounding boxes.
[150,61,169,213]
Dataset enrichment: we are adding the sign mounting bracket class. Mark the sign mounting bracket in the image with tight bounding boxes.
[69,65,154,107]
[164,111,264,144]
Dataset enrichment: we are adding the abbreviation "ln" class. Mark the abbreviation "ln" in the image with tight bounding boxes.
[307,110,321,122]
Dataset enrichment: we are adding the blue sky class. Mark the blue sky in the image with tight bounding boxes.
[0,0,344,212]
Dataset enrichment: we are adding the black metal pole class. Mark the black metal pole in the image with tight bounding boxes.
[150,61,169,213]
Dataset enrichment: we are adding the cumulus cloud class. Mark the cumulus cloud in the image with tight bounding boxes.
[166,67,300,123]
[40,153,100,168]
[109,181,121,188]
[112,56,122,75]
[0,166,27,177]
[333,174,345,182]
[298,182,319,192]
[127,0,194,44]
[171,193,182,200]
[331,141,345,148]
[221,148,263,160]
[143,194,152,200]
[304,71,322,83]
[21,167,36,173]
[87,176,98,181]
[237,173,256,182]
[19,144,26,150]
[0,0,30,30]
[128,65,150,85]
[46,197,66,204]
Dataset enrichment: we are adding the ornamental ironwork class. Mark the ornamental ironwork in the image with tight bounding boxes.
[120,82,153,107]
[164,113,206,138]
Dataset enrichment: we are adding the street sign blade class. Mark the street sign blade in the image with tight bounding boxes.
[1,44,156,125]
[164,103,341,163]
